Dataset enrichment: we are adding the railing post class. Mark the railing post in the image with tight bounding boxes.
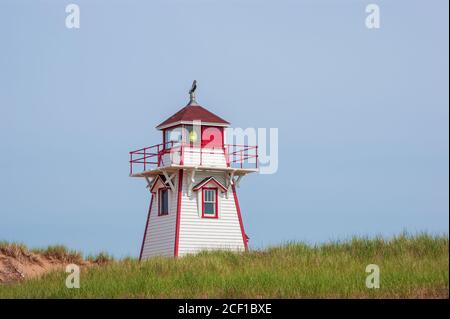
[224,145,229,167]
[129,152,133,175]
[256,146,258,169]
[143,148,146,171]
[173,141,176,166]
[240,149,243,169]
[157,144,160,167]
[180,144,184,165]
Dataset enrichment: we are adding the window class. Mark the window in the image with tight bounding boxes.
[164,127,182,149]
[202,188,218,218]
[183,125,199,145]
[159,188,169,216]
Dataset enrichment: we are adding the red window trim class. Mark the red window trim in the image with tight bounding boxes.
[150,175,165,194]
[201,187,218,219]
[192,176,227,192]
[158,187,169,216]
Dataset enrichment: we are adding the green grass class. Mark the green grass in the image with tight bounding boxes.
[0,233,448,298]
[0,241,82,261]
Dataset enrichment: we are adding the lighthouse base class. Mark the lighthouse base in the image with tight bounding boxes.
[139,169,248,259]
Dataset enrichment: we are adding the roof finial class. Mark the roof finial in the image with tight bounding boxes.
[188,80,198,105]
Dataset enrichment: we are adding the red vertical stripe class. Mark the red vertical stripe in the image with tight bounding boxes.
[232,185,249,251]
[139,194,154,261]
[174,169,184,257]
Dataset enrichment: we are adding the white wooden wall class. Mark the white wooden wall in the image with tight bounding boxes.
[178,171,245,256]
[141,169,246,259]
[140,177,178,259]
[183,147,227,167]
[160,147,227,168]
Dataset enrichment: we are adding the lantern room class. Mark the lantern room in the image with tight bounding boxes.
[129,82,258,175]
[157,104,229,150]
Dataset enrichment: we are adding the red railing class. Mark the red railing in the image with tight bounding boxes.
[224,144,258,169]
[129,142,258,175]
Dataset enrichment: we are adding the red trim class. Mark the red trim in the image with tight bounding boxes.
[232,185,248,251]
[150,175,164,193]
[173,169,183,257]
[158,188,169,216]
[180,144,184,166]
[201,187,219,218]
[192,176,227,192]
[162,130,166,149]
[130,143,257,174]
[139,194,154,261]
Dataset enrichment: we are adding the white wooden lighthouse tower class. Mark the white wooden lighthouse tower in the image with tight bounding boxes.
[129,82,258,259]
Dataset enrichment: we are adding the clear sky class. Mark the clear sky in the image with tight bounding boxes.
[0,0,448,257]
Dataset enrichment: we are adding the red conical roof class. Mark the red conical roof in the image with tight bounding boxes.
[156,104,230,129]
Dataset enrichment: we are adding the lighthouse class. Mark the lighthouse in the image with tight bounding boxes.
[129,82,258,259]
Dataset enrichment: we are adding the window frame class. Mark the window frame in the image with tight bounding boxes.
[163,125,183,150]
[202,187,218,218]
[158,187,169,216]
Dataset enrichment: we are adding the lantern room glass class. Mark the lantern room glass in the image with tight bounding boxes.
[164,127,182,149]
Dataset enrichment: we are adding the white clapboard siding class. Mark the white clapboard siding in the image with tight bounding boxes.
[160,151,181,167]
[141,177,178,259]
[178,171,245,256]
[183,148,227,168]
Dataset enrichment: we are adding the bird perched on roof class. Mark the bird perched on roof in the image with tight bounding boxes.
[188,80,198,105]
[189,80,197,94]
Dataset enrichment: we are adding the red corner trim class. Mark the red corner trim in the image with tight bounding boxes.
[232,185,248,251]
[139,194,154,261]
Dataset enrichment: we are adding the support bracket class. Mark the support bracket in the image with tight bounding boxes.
[187,169,197,197]
[161,170,176,192]
[145,176,155,192]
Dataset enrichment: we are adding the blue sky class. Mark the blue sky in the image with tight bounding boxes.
[0,0,448,257]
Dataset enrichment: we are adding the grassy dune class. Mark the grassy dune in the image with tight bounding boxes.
[0,234,448,298]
